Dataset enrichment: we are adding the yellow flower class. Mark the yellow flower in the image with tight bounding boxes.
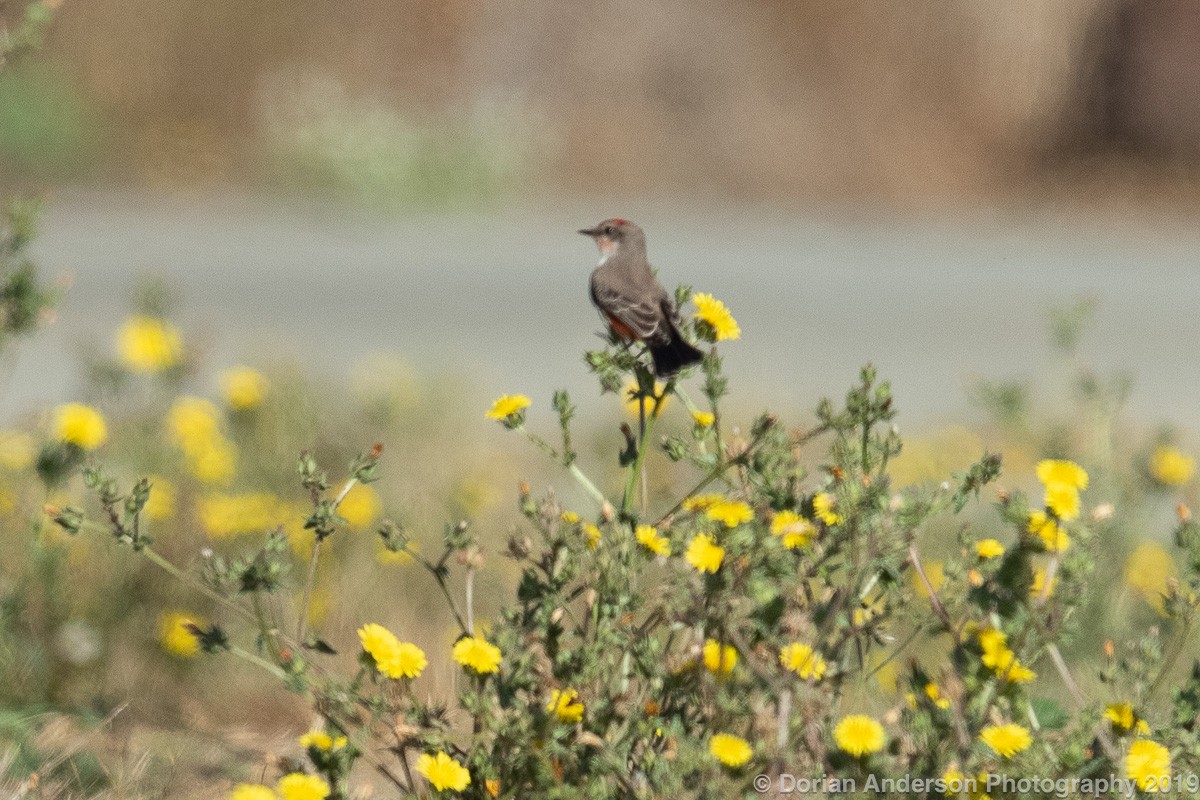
[1125,739,1171,793]
[705,499,753,527]
[708,733,752,767]
[142,476,176,521]
[924,682,951,710]
[189,437,238,484]
[833,714,886,757]
[771,511,816,549]
[974,538,1005,559]
[1036,459,1088,490]
[548,688,585,722]
[299,731,346,751]
[691,410,715,427]
[0,430,35,470]
[702,639,737,674]
[978,628,1035,682]
[159,611,202,658]
[686,534,724,573]
[1104,703,1149,734]
[484,779,500,798]
[275,773,329,800]
[1150,445,1194,486]
[1124,542,1175,615]
[560,510,580,524]
[54,403,107,450]
[812,492,843,526]
[338,483,381,529]
[682,493,726,512]
[622,380,670,417]
[485,394,530,421]
[980,723,1031,758]
[416,751,471,792]
[635,524,670,556]
[229,785,276,800]
[1030,566,1057,599]
[168,397,221,448]
[1027,511,1070,552]
[220,366,269,410]
[1043,483,1080,521]
[691,293,741,341]
[582,522,602,549]
[197,492,290,538]
[116,315,182,373]
[911,560,945,598]
[452,634,502,674]
[779,642,826,680]
[357,623,427,679]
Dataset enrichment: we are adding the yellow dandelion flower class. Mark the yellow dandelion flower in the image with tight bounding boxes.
[635,524,670,556]
[692,293,741,341]
[1030,566,1057,598]
[453,634,502,674]
[338,483,381,530]
[547,688,585,723]
[834,714,886,757]
[771,510,816,549]
[1150,445,1194,486]
[1036,459,1088,490]
[54,403,107,450]
[167,396,221,449]
[975,538,1005,559]
[622,380,670,417]
[1125,739,1171,793]
[485,394,530,421]
[978,628,1036,682]
[1027,511,1070,553]
[0,430,35,470]
[702,639,737,674]
[1105,703,1143,733]
[779,642,826,680]
[691,410,715,427]
[911,560,945,598]
[812,492,842,526]
[415,751,471,792]
[682,493,725,512]
[924,683,951,709]
[1124,542,1175,615]
[708,733,752,767]
[142,476,176,521]
[582,522,602,549]
[159,611,202,658]
[220,366,269,410]
[357,623,427,680]
[299,731,333,750]
[229,785,276,800]
[1044,483,1080,521]
[560,510,580,524]
[705,499,753,527]
[686,534,724,573]
[980,723,1031,758]
[940,768,964,797]
[116,315,182,373]
[275,773,329,800]
[188,436,238,485]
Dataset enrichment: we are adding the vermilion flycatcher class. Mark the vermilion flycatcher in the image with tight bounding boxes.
[580,218,704,377]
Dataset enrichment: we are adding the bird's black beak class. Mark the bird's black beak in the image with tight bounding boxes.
[578,227,600,237]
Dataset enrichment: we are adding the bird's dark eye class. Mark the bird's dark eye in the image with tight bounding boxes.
[604,225,616,236]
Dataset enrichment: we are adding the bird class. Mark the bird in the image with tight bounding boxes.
[580,218,704,377]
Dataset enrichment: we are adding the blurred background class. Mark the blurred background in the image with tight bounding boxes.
[2,1,1200,795]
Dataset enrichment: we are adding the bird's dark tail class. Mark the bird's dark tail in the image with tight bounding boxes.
[649,327,704,377]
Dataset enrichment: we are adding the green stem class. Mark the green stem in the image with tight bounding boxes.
[622,401,660,516]
[229,645,288,680]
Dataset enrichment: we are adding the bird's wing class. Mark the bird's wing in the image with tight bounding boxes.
[590,282,664,339]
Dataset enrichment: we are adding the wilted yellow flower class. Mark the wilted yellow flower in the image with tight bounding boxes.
[159,611,202,658]
[142,476,176,521]
[682,493,725,512]
[622,380,670,417]
[0,431,35,470]
[415,751,471,792]
[771,510,816,549]
[980,723,1031,758]
[1125,739,1171,792]
[1044,483,1080,521]
[547,689,585,722]
[692,293,741,341]
[1150,445,1194,486]
[560,510,580,524]
[485,394,530,421]
[635,524,670,556]
[708,733,752,767]
[54,403,107,450]
[812,492,842,526]
[975,539,1005,559]
[582,522,602,549]
[338,483,381,529]
[484,779,500,798]
[833,715,886,757]
[691,410,715,427]
[357,623,427,680]
[453,635,502,674]
[779,642,826,680]
[275,773,329,800]
[229,785,275,800]
[705,499,753,527]
[220,366,269,410]
[686,534,724,573]
[1124,542,1175,615]
[702,639,737,674]
[1028,511,1070,553]
[911,560,945,598]
[116,315,182,373]
[1036,459,1088,490]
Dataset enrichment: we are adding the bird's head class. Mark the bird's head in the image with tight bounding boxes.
[579,218,643,256]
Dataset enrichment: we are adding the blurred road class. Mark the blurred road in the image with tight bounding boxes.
[8,188,1200,431]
